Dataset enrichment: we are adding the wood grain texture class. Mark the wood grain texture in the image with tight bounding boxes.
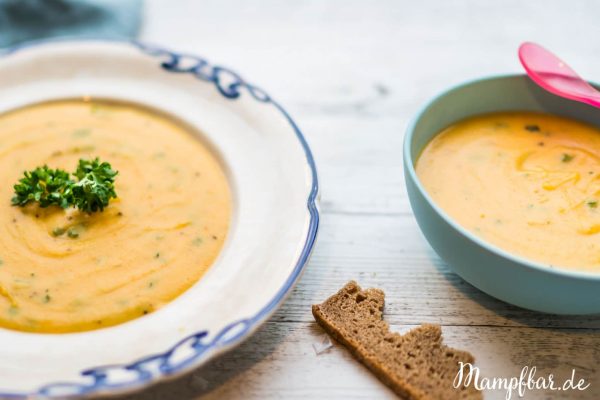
[116,1,600,398]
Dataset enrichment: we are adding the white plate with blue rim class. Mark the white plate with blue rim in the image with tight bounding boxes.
[0,39,319,398]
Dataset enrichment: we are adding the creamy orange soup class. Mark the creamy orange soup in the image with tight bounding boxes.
[0,99,231,333]
[417,112,600,272]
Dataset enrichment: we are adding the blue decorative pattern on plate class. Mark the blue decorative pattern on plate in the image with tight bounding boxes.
[0,40,319,398]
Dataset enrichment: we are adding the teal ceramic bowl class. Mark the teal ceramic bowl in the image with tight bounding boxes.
[404,74,600,315]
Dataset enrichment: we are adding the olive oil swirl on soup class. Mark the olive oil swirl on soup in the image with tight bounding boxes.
[417,112,600,272]
[0,99,231,333]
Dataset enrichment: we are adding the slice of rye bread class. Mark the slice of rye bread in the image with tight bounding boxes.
[312,281,481,400]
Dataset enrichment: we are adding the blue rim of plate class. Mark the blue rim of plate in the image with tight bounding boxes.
[0,39,320,399]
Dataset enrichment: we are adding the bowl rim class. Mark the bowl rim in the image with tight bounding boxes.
[404,73,600,282]
[0,38,320,398]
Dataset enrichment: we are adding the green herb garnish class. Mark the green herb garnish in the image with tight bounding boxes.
[67,158,118,213]
[561,153,575,163]
[52,227,66,237]
[587,200,598,209]
[12,166,73,208]
[11,158,117,213]
[67,228,79,239]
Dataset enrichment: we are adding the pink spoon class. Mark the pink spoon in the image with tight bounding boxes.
[518,42,600,108]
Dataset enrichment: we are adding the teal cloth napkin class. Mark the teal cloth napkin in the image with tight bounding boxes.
[0,0,142,48]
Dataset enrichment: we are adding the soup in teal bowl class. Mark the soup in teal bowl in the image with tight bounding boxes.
[404,74,600,314]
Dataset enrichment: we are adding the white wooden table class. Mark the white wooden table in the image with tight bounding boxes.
[120,1,600,398]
